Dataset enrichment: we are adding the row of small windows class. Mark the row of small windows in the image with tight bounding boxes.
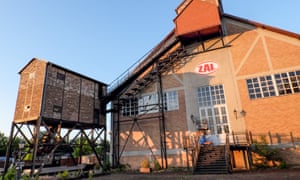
[122,91,179,117]
[246,70,300,99]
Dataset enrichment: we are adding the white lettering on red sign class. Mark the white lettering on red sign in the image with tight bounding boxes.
[196,62,218,75]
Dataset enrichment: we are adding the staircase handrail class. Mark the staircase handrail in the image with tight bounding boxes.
[107,47,154,94]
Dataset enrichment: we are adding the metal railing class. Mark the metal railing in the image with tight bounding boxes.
[183,135,201,170]
[107,33,178,94]
[248,131,299,148]
[107,48,154,93]
[107,35,177,93]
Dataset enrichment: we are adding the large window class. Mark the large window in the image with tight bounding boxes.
[122,90,179,116]
[275,71,300,95]
[138,93,159,114]
[121,98,138,116]
[197,85,229,135]
[164,91,179,111]
[246,75,276,99]
[246,70,300,100]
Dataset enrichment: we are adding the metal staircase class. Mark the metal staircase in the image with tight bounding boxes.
[194,145,229,174]
[120,46,187,99]
[104,33,181,103]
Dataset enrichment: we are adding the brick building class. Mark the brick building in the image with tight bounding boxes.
[8,0,300,174]
[109,0,300,171]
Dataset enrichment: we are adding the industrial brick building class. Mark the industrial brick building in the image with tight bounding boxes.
[108,0,300,171]
[6,0,300,175]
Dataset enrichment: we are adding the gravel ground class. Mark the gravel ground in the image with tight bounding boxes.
[89,169,300,180]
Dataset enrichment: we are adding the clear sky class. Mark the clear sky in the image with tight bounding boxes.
[0,0,299,136]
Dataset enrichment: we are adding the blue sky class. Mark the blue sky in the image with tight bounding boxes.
[0,0,299,136]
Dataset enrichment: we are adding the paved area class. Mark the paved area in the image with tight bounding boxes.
[90,169,300,180]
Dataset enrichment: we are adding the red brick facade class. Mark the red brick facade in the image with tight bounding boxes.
[115,3,300,169]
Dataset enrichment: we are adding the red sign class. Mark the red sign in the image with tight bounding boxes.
[196,62,218,75]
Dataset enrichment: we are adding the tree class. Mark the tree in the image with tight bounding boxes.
[0,131,24,157]
[73,137,93,158]
[72,138,110,158]
[0,132,8,156]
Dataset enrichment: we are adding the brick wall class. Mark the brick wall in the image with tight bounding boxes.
[42,65,106,125]
[14,59,47,122]
[229,28,300,138]
[118,72,189,168]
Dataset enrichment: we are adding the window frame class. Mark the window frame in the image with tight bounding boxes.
[246,70,300,100]
[121,90,179,117]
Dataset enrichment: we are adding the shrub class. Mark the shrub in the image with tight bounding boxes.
[57,170,69,180]
[115,163,131,172]
[21,174,30,180]
[88,170,93,180]
[153,160,161,170]
[103,159,111,172]
[252,135,285,169]
[4,168,16,180]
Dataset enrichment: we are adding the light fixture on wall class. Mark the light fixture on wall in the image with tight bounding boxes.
[240,109,246,117]
[190,114,195,124]
[233,109,246,120]
[233,109,238,120]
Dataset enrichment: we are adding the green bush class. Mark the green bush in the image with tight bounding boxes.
[4,168,16,180]
[21,174,30,180]
[57,170,69,180]
[115,163,131,172]
[153,160,161,170]
[252,135,285,168]
[88,170,93,180]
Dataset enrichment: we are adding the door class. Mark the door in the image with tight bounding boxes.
[197,85,230,145]
[199,106,229,145]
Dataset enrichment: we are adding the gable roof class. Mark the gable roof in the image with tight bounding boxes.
[107,10,300,97]
[157,12,300,57]
[19,58,107,86]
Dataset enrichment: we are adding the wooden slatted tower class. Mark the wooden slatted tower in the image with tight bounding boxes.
[4,58,108,176]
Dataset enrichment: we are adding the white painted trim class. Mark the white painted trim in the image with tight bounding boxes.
[235,34,261,75]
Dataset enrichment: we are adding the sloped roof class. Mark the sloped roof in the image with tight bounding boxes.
[223,13,300,40]
[19,58,107,86]
[151,12,300,59]
[108,11,300,96]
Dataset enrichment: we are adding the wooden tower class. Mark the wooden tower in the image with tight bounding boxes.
[4,58,107,176]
